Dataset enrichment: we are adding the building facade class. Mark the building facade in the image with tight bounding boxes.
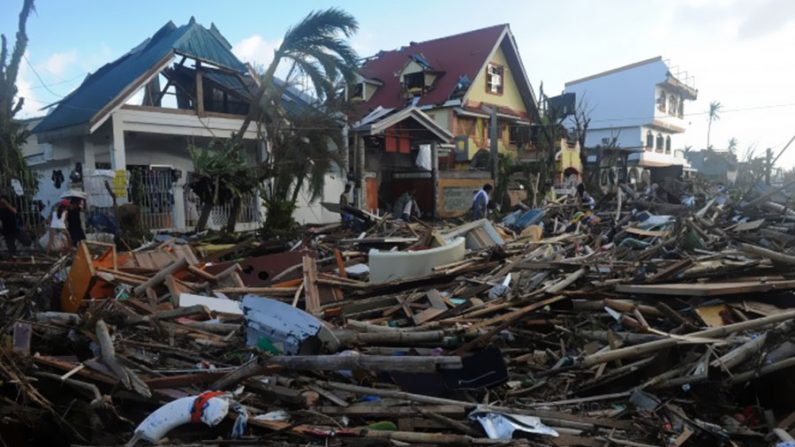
[563,56,698,183]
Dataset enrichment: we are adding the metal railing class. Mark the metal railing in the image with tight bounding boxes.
[0,170,47,238]
[183,173,261,230]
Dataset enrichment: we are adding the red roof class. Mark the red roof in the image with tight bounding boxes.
[358,24,508,112]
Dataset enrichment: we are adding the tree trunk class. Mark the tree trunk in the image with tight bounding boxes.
[196,201,213,232]
[223,196,242,234]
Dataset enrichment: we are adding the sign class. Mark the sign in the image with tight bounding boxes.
[442,186,475,213]
[112,170,128,199]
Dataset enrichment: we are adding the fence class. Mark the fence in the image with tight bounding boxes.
[0,170,47,237]
[183,172,261,230]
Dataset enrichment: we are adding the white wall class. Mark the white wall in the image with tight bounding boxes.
[292,173,345,225]
[585,126,641,150]
[564,59,668,133]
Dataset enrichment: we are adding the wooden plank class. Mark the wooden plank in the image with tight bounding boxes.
[615,279,795,296]
[302,255,321,315]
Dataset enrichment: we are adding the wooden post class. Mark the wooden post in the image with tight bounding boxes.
[195,61,204,116]
[431,141,439,219]
[132,257,188,296]
[581,310,795,367]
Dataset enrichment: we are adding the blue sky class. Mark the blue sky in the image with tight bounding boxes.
[5,0,795,166]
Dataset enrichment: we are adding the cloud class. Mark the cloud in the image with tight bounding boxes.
[736,0,795,40]
[42,50,78,77]
[15,52,41,118]
[232,35,281,71]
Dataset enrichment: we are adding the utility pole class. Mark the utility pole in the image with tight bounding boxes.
[489,107,498,181]
[766,148,773,186]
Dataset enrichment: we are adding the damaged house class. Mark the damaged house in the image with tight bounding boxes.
[25,18,344,231]
[348,25,540,218]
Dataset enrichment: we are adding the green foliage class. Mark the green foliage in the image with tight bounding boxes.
[188,137,265,232]
[0,0,36,197]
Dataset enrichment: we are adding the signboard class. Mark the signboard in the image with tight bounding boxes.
[112,170,128,199]
[442,186,474,213]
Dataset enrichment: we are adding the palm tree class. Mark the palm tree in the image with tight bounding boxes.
[189,138,265,232]
[728,137,738,153]
[235,8,359,141]
[706,101,722,150]
[0,0,36,197]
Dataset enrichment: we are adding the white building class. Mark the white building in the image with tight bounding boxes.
[563,56,698,174]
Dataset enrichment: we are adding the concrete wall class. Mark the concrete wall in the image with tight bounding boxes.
[584,126,642,150]
[564,59,667,132]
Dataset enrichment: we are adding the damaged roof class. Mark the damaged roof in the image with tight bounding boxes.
[357,24,536,115]
[33,18,248,136]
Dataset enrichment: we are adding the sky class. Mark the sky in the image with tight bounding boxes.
[4,0,795,166]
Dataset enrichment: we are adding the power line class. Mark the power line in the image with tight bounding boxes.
[23,55,65,99]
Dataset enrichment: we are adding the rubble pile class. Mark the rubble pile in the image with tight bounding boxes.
[4,182,795,446]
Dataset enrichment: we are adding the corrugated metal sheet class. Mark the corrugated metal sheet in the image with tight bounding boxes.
[34,19,248,135]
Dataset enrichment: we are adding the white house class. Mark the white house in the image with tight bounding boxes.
[563,56,698,181]
[24,19,343,232]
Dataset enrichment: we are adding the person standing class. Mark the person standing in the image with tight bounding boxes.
[47,200,71,253]
[339,183,353,228]
[471,183,492,220]
[66,197,86,248]
[0,195,19,257]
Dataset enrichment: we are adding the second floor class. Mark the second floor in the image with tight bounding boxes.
[564,56,697,135]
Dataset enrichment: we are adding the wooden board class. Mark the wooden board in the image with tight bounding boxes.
[616,279,795,296]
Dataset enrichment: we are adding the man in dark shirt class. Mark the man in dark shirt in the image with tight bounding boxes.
[0,195,19,256]
[66,197,86,247]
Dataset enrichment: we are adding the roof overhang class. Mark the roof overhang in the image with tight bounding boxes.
[354,106,453,143]
[660,75,698,100]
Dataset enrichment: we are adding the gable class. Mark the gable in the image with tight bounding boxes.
[466,44,527,115]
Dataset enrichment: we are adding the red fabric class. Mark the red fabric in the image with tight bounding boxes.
[385,131,398,152]
[398,133,410,154]
[190,391,225,423]
[357,25,506,111]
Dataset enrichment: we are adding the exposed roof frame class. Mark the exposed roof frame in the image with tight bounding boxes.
[356,107,453,143]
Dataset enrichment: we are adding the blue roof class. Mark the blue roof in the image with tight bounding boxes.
[34,19,248,135]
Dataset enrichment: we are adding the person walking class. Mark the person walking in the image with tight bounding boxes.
[65,197,86,248]
[471,183,493,220]
[0,195,19,257]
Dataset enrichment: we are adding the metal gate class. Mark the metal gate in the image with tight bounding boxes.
[128,167,175,231]
[0,170,46,237]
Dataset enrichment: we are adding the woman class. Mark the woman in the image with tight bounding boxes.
[47,200,71,253]
[65,197,86,248]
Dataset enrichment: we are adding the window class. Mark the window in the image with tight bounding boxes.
[646,130,654,150]
[678,101,684,118]
[486,63,504,95]
[350,82,364,100]
[668,95,677,115]
[657,94,666,112]
[656,133,664,152]
[665,136,671,154]
[403,72,425,95]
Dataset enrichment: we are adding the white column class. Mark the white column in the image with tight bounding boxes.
[83,140,97,174]
[173,176,186,231]
[110,112,127,171]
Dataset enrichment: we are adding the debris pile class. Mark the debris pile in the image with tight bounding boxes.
[4,182,795,446]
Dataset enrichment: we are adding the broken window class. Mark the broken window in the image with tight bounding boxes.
[486,63,503,95]
[665,136,672,154]
[657,94,666,113]
[350,82,364,100]
[403,72,425,95]
[646,131,654,150]
[678,101,684,118]
[656,133,664,152]
[668,94,677,115]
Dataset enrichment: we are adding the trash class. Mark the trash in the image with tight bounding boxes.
[179,293,242,315]
[241,295,339,354]
[469,408,558,439]
[368,237,466,283]
[131,392,230,444]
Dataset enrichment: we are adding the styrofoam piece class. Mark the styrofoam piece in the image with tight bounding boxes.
[179,293,242,315]
[368,237,466,284]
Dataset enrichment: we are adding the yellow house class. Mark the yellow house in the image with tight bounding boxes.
[350,25,539,217]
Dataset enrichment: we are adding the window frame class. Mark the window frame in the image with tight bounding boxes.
[485,62,504,96]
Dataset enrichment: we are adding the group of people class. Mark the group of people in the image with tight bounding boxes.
[0,195,86,257]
